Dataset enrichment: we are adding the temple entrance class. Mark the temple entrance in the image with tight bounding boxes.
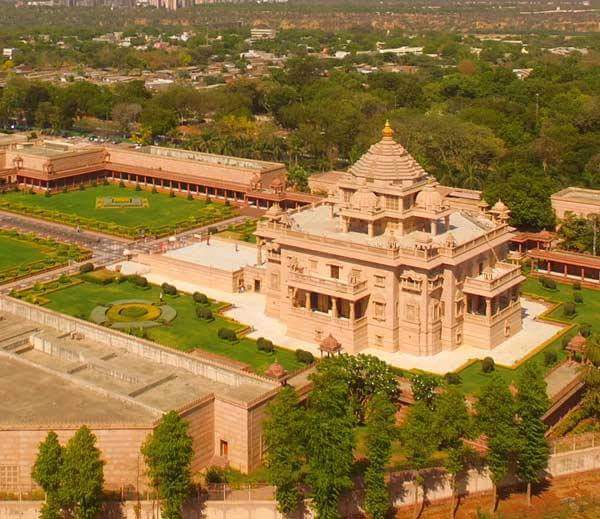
[254,280,261,292]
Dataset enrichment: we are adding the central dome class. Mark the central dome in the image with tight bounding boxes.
[349,122,428,183]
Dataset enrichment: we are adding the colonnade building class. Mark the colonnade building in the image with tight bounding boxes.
[0,137,318,209]
[255,124,525,355]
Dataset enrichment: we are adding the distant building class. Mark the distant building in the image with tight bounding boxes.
[512,68,533,80]
[250,28,277,41]
[551,187,600,220]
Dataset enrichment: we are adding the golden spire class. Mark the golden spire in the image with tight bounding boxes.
[382,120,394,138]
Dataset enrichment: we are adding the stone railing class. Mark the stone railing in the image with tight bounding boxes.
[257,220,511,264]
[288,271,368,295]
[463,261,522,293]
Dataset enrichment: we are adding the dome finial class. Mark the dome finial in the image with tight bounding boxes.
[382,120,394,138]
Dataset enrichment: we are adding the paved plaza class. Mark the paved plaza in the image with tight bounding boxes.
[115,260,564,374]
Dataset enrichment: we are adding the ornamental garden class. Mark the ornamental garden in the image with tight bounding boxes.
[0,184,237,238]
[13,267,306,375]
[0,229,90,284]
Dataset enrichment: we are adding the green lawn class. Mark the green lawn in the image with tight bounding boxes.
[0,235,47,270]
[0,230,89,283]
[0,185,236,237]
[453,276,595,395]
[18,276,302,375]
[216,220,258,244]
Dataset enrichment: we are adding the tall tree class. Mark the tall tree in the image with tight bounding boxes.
[306,368,357,519]
[32,431,63,519]
[475,375,520,512]
[363,393,396,519]
[142,411,194,519]
[400,401,439,518]
[515,363,550,507]
[60,426,105,519]
[263,386,306,515]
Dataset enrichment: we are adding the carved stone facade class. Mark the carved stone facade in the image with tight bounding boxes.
[256,124,525,356]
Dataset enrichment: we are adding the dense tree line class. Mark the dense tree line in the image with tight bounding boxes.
[1,36,599,229]
[264,357,551,518]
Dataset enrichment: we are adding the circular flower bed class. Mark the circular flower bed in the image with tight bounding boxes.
[90,299,176,329]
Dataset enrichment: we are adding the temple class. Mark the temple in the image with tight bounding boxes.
[255,123,525,355]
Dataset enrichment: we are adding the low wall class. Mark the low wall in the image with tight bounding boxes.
[134,253,243,293]
[0,296,275,393]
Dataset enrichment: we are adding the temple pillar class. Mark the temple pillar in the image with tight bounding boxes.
[431,219,438,237]
[444,215,450,232]
[328,203,334,219]
[564,263,568,278]
[350,301,355,322]
[256,239,262,265]
[305,291,311,310]
[368,222,374,237]
[485,297,491,318]
[332,297,338,319]
[341,216,349,233]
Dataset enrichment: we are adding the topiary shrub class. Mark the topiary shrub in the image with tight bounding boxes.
[79,262,94,274]
[544,349,558,367]
[102,178,110,186]
[205,466,227,484]
[169,190,175,198]
[78,183,85,191]
[135,183,142,191]
[444,372,462,385]
[151,185,158,194]
[573,281,581,291]
[295,349,314,365]
[563,301,576,317]
[119,180,125,188]
[574,293,583,304]
[540,277,557,290]
[187,192,193,200]
[481,356,495,373]
[129,274,148,288]
[161,282,177,296]
[196,306,214,321]
[193,292,209,305]
[218,327,237,342]
[257,337,274,353]
[44,190,51,197]
[580,323,592,337]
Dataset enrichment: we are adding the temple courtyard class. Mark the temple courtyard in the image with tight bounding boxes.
[0,185,236,237]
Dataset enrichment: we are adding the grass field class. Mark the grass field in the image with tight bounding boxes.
[0,185,236,237]
[18,275,303,375]
[0,230,89,283]
[453,276,594,395]
[0,235,47,270]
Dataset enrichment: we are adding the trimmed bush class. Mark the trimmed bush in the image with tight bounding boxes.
[444,372,462,385]
[161,282,178,296]
[544,349,558,367]
[169,190,175,198]
[135,183,142,191]
[44,190,51,198]
[574,293,583,304]
[218,327,237,342]
[151,185,158,194]
[563,301,576,317]
[79,262,94,274]
[187,193,193,200]
[540,277,557,290]
[580,323,592,337]
[295,349,314,365]
[573,282,581,291]
[78,183,85,191]
[196,306,214,321]
[205,466,227,484]
[481,356,495,373]
[193,292,209,305]
[257,337,274,353]
[119,180,125,188]
[129,274,148,288]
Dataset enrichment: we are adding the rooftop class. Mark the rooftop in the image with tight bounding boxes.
[552,187,600,206]
[165,239,257,272]
[0,309,276,427]
[289,204,494,249]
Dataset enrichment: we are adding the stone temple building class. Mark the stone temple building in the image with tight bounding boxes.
[255,123,525,355]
